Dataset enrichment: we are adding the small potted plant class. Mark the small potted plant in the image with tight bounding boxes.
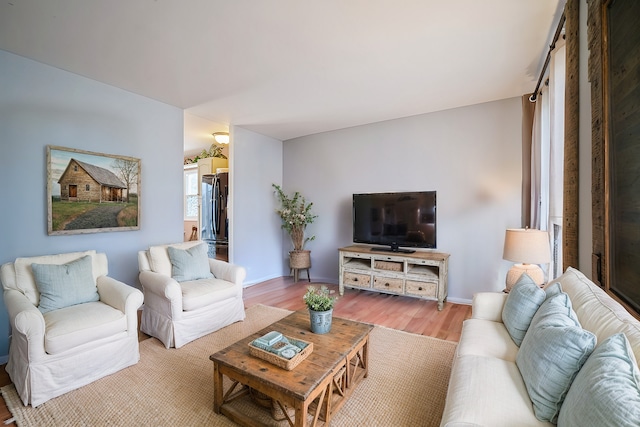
[303,285,337,334]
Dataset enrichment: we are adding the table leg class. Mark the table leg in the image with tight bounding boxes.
[324,381,333,424]
[293,399,307,427]
[362,337,370,378]
[213,362,223,413]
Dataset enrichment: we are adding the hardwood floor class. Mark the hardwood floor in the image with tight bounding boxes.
[243,277,471,342]
[0,276,471,424]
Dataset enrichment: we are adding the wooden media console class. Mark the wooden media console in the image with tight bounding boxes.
[338,245,449,310]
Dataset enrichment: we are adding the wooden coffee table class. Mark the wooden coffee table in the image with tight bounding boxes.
[210,310,373,427]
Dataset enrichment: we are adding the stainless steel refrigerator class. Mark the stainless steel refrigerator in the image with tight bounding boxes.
[201,170,228,258]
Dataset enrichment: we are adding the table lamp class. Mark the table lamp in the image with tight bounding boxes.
[503,228,551,291]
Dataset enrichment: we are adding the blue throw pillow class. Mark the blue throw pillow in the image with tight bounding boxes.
[516,292,596,423]
[558,333,640,426]
[31,255,100,314]
[502,273,546,346]
[543,281,562,299]
[167,243,214,282]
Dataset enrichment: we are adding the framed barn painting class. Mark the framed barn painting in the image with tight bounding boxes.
[47,146,141,235]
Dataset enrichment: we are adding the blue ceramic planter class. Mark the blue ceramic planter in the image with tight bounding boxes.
[309,308,333,334]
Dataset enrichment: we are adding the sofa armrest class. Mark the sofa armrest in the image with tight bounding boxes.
[97,276,144,313]
[208,259,247,286]
[97,276,144,335]
[471,292,508,322]
[4,289,46,361]
[138,271,181,299]
[138,270,183,319]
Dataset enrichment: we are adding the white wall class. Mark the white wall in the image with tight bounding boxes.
[0,50,184,360]
[231,126,284,284]
[283,97,523,302]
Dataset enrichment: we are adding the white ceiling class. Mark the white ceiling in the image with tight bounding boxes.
[0,0,563,149]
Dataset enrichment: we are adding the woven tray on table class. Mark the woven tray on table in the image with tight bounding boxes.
[249,336,313,370]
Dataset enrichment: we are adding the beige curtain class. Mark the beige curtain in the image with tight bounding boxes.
[530,88,546,230]
[521,94,535,228]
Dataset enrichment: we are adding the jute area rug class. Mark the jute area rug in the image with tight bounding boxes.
[1,305,456,426]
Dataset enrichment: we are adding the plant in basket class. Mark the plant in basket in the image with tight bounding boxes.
[272,183,318,275]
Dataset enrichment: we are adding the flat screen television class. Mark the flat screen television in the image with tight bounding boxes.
[352,191,436,253]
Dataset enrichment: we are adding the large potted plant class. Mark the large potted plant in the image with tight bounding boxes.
[272,184,317,271]
[303,285,337,334]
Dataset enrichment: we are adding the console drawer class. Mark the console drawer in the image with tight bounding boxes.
[373,276,404,293]
[343,272,371,288]
[405,280,437,298]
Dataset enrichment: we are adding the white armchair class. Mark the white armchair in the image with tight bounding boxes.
[0,250,144,407]
[137,241,246,349]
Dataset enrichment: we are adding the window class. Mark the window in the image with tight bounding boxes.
[607,0,640,312]
[85,184,90,191]
[184,166,198,220]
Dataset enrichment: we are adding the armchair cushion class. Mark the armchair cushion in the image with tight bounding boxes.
[181,278,238,311]
[43,301,127,354]
[167,243,214,282]
[32,255,99,313]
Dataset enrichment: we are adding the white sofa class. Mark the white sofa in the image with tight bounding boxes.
[0,250,144,407]
[137,241,246,349]
[441,267,640,426]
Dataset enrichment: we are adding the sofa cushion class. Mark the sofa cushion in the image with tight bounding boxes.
[167,243,213,282]
[43,301,127,354]
[502,274,546,346]
[558,333,640,426]
[442,354,552,427]
[471,292,508,322]
[517,292,596,423]
[181,278,238,311]
[457,319,519,362]
[32,255,100,314]
[555,267,640,362]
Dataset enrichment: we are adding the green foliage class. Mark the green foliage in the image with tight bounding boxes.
[303,285,337,312]
[184,144,228,165]
[272,183,317,251]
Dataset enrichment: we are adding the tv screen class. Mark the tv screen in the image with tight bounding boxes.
[352,191,436,252]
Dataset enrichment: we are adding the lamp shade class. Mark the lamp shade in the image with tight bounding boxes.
[503,228,551,264]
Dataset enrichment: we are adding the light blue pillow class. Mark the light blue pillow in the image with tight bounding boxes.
[544,281,562,299]
[558,333,640,426]
[31,255,99,314]
[167,243,214,282]
[502,273,546,346]
[516,292,596,423]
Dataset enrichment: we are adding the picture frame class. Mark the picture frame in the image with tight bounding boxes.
[47,145,141,235]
